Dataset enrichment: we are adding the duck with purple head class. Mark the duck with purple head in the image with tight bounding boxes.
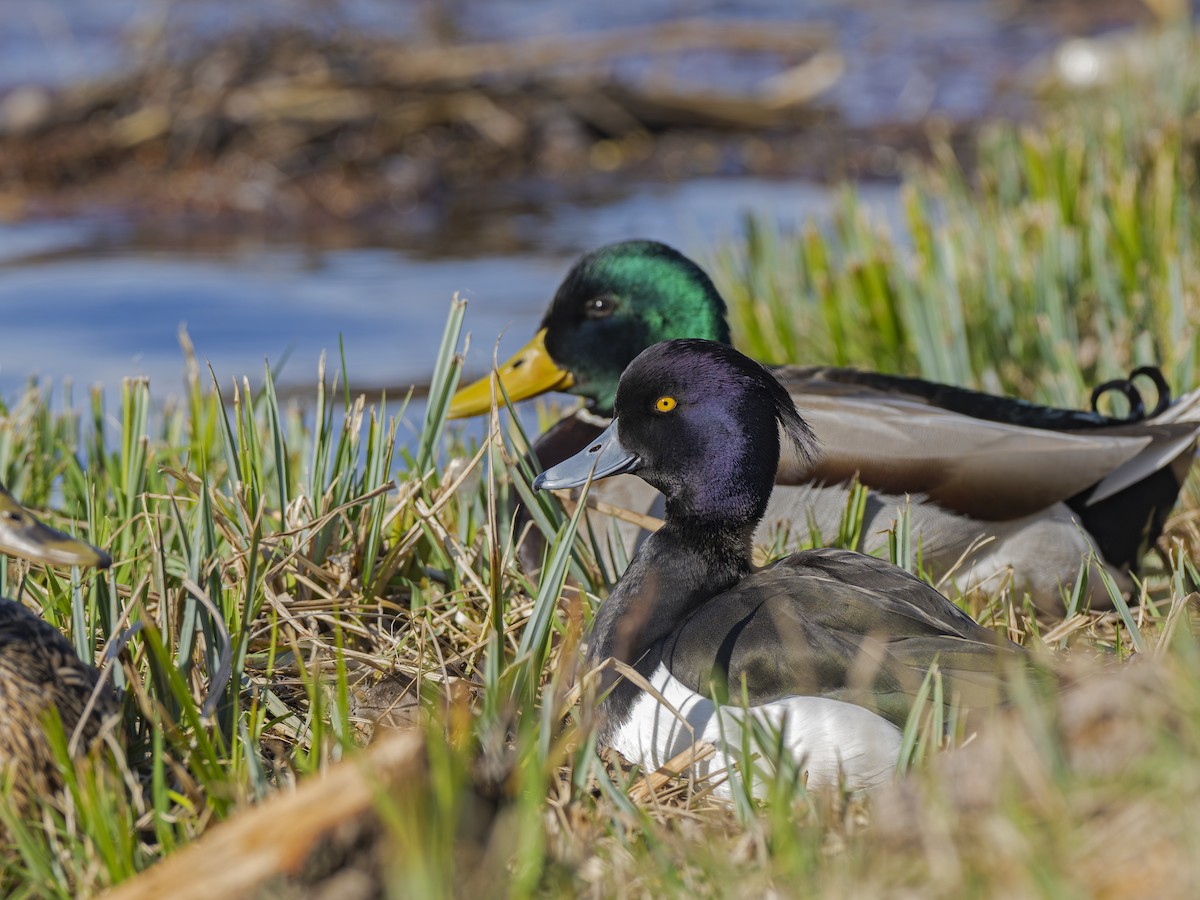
[535,340,1023,795]
[453,240,1200,614]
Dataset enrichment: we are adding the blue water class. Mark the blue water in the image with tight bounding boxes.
[0,0,1096,127]
[0,179,901,405]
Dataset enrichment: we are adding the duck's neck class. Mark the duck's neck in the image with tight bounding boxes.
[586,518,753,739]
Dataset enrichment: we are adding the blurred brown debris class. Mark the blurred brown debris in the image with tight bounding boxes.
[103,730,425,900]
[0,21,842,222]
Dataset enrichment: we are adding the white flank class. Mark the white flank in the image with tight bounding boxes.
[609,665,902,798]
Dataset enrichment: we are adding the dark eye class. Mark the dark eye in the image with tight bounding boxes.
[584,295,615,319]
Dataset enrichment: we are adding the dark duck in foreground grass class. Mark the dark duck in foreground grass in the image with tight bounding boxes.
[0,485,115,802]
[534,340,1023,793]
[453,240,1200,613]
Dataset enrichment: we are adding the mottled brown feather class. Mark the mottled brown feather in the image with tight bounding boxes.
[0,598,116,805]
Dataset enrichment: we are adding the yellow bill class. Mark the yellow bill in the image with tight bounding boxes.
[448,328,575,418]
[0,485,112,569]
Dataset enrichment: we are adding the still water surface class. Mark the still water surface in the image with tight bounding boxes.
[0,179,901,407]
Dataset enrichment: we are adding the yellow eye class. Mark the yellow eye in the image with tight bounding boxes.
[655,396,677,413]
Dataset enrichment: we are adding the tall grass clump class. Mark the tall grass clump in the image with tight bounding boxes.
[715,28,1200,410]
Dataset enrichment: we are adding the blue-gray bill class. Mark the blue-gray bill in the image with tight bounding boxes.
[533,421,640,491]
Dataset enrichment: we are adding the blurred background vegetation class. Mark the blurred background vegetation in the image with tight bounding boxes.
[2,1,1200,897]
[2,0,1192,403]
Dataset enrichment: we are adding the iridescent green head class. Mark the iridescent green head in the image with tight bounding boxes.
[449,240,731,418]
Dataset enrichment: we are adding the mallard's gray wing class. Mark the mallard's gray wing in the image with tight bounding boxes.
[775,369,1200,520]
[661,548,1022,726]
[783,366,1124,430]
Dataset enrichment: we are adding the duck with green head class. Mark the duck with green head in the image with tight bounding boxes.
[0,484,116,803]
[533,339,1024,794]
[450,240,1200,614]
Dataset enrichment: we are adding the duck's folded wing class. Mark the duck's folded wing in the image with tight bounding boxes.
[780,366,1122,430]
[662,549,1022,726]
[1080,386,1200,504]
[779,376,1190,520]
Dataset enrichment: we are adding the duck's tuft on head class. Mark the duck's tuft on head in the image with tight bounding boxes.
[620,339,818,467]
[605,340,818,525]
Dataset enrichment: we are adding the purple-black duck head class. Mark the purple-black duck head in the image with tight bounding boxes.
[534,339,817,526]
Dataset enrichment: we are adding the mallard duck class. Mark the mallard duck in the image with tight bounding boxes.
[451,240,1200,613]
[534,340,1022,793]
[0,484,115,802]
